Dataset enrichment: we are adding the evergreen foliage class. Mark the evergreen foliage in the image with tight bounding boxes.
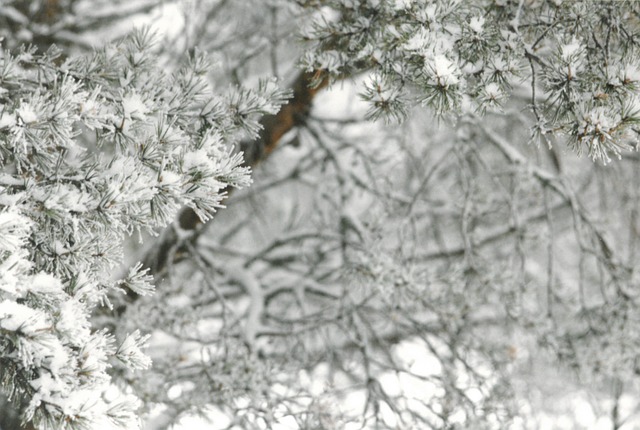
[0,1,639,429]
[0,29,288,429]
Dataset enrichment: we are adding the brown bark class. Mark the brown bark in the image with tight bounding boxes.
[239,70,330,166]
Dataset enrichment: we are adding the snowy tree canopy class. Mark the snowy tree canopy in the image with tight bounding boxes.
[0,1,639,430]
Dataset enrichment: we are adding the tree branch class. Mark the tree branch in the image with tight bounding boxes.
[139,70,330,280]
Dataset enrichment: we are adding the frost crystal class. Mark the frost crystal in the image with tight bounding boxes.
[469,16,485,33]
[427,55,461,87]
[16,103,38,124]
[393,0,414,10]
[122,92,149,120]
[561,39,582,61]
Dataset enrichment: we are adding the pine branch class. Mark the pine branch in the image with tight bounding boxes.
[137,70,330,282]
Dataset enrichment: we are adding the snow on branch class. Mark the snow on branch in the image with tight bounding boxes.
[302,0,640,163]
[0,28,289,430]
